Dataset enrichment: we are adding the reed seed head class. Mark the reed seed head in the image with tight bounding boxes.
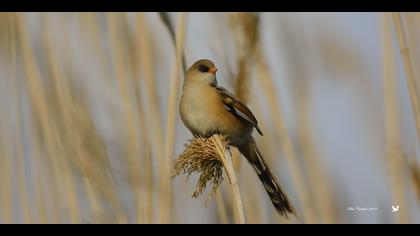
[172,135,230,201]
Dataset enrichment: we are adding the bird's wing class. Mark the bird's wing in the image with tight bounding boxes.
[215,86,263,135]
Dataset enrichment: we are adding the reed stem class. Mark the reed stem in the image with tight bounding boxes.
[392,13,420,144]
[383,13,410,224]
[211,135,246,224]
[162,12,188,223]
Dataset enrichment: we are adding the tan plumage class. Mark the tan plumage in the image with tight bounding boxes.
[180,59,295,217]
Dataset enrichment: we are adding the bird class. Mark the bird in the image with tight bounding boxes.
[392,205,399,212]
[179,59,295,217]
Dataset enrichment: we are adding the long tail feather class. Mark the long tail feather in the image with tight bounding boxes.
[237,139,295,217]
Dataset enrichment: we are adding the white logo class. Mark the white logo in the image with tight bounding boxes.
[392,205,399,212]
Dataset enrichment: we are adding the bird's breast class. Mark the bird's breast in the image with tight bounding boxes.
[180,83,250,144]
[180,84,219,135]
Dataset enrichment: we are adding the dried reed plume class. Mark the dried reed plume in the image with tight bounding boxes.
[172,134,246,223]
[172,136,226,199]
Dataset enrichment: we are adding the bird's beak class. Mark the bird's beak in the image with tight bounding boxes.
[209,67,218,74]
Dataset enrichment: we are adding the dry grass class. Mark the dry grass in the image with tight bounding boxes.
[172,136,226,199]
[172,134,246,223]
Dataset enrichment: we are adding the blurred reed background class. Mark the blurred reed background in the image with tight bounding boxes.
[0,12,419,224]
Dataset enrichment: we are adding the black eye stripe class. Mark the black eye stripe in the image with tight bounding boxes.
[198,65,209,73]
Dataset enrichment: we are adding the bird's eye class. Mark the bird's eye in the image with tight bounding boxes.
[198,65,209,73]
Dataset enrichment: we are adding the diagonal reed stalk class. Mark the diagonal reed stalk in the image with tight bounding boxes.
[210,135,246,224]
[383,13,410,224]
[392,14,420,203]
[392,13,420,145]
[159,12,187,73]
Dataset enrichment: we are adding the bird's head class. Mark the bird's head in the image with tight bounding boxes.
[185,59,218,86]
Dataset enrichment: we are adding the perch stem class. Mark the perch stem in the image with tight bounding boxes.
[211,135,246,224]
[215,190,229,224]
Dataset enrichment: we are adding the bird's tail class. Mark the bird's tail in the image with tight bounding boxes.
[237,138,295,217]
